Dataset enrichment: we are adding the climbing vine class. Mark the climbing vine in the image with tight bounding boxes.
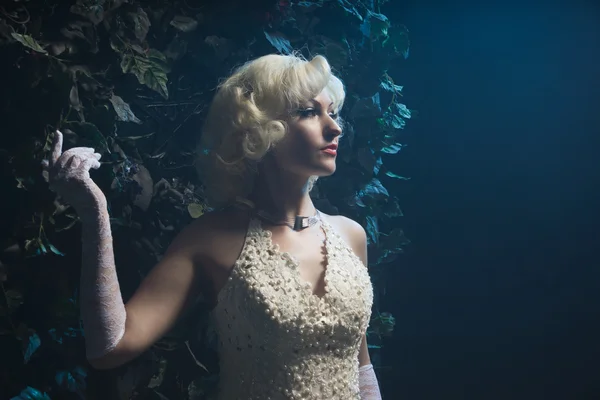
[0,0,411,398]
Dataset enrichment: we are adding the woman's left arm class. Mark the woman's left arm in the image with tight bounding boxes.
[359,333,382,398]
[337,216,383,400]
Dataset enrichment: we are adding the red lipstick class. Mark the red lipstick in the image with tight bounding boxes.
[322,143,338,156]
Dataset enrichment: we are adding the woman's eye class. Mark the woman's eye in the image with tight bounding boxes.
[297,109,339,120]
[298,109,318,118]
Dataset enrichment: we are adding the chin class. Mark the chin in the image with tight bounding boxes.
[314,163,337,177]
[297,158,337,178]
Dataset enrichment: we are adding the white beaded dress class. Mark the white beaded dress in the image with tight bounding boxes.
[212,215,374,400]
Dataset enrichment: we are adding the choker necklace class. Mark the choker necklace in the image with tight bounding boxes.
[235,197,321,231]
[256,209,321,231]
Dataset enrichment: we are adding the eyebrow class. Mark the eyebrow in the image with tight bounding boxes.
[308,99,335,108]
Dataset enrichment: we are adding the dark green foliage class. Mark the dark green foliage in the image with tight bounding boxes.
[0,0,411,398]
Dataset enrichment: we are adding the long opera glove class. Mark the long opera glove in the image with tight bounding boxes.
[43,131,126,359]
[359,364,382,399]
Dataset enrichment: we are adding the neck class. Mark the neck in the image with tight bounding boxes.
[248,159,316,221]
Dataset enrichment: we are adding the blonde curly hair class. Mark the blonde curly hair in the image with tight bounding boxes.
[196,53,345,207]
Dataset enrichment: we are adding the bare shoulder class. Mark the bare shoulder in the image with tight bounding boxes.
[173,207,249,256]
[173,207,250,300]
[321,213,368,265]
[322,213,366,241]
[178,206,248,235]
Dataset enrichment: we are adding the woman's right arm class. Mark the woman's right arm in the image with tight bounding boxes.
[82,202,203,369]
[43,131,204,369]
[86,211,203,369]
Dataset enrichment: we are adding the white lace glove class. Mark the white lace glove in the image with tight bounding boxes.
[359,364,382,399]
[43,130,126,360]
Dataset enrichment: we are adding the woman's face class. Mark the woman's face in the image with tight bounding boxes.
[271,90,343,179]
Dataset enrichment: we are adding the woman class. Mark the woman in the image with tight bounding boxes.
[43,53,382,399]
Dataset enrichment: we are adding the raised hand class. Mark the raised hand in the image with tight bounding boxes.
[42,130,105,211]
[40,132,127,361]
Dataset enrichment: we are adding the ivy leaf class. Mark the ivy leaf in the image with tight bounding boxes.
[384,24,411,59]
[121,49,170,99]
[49,327,80,344]
[264,31,293,55]
[24,239,42,258]
[54,214,79,232]
[62,121,110,154]
[60,21,98,53]
[187,379,203,399]
[132,165,154,211]
[360,11,390,42]
[116,133,155,141]
[9,386,52,400]
[365,215,379,245]
[370,311,397,336]
[144,50,170,99]
[312,36,349,68]
[55,367,87,397]
[128,7,151,41]
[381,102,410,132]
[356,178,389,207]
[153,391,170,400]
[385,171,410,180]
[297,1,320,8]
[148,359,167,388]
[336,0,363,21]
[204,36,233,63]
[351,92,382,119]
[373,157,383,175]
[109,94,142,124]
[0,289,23,316]
[381,143,403,154]
[170,16,199,32]
[24,332,41,364]
[383,197,404,218]
[364,178,389,198]
[69,83,82,112]
[357,147,376,173]
[188,376,220,399]
[380,79,403,95]
[47,243,65,256]
[10,33,47,54]
[117,362,155,400]
[388,114,406,130]
[70,0,105,25]
[187,203,205,219]
[393,102,412,119]
[164,35,189,61]
[370,13,391,39]
[15,177,34,190]
[376,228,410,264]
[120,53,149,82]
[376,249,398,265]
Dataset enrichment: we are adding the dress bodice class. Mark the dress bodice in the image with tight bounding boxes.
[212,216,374,399]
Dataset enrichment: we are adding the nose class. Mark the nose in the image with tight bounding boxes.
[325,115,343,138]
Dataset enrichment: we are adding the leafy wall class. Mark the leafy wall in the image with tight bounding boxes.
[0,0,411,399]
